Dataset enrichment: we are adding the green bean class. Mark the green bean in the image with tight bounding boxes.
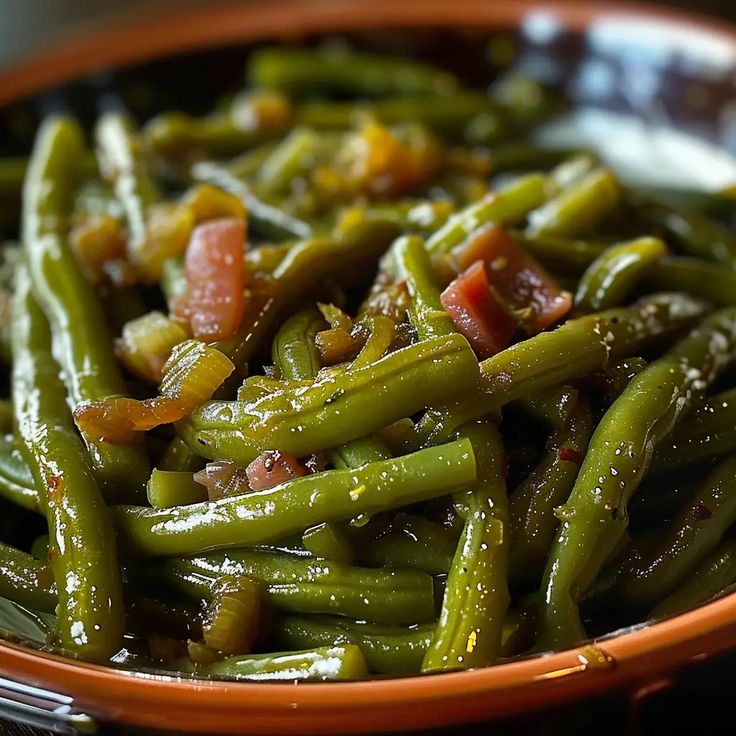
[191,160,313,241]
[23,117,149,498]
[0,541,56,613]
[156,550,435,623]
[526,168,621,238]
[147,469,208,508]
[198,644,368,681]
[420,293,710,442]
[273,615,434,675]
[302,523,354,564]
[181,333,478,462]
[651,533,736,618]
[249,47,458,98]
[652,387,736,474]
[295,92,500,137]
[575,237,667,312]
[95,113,161,264]
[144,111,287,160]
[547,154,599,192]
[358,513,458,575]
[271,309,324,382]
[394,235,454,340]
[615,454,736,609]
[113,437,476,557]
[257,127,320,194]
[423,419,509,672]
[426,173,547,256]
[0,434,38,513]
[509,399,594,589]
[12,262,125,661]
[329,436,391,470]
[226,142,280,179]
[645,202,736,270]
[486,145,591,176]
[537,308,736,649]
[158,436,206,473]
[513,385,579,429]
[513,232,607,274]
[642,257,736,306]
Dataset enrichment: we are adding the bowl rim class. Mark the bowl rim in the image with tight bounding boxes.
[2,0,736,732]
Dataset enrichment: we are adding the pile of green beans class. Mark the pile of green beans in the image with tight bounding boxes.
[0,41,735,682]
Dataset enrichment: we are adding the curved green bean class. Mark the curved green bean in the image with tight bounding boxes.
[12,262,125,661]
[0,540,56,613]
[651,533,736,618]
[0,434,39,513]
[537,308,736,649]
[652,387,736,474]
[616,454,736,609]
[22,116,149,499]
[509,398,594,588]
[575,237,667,312]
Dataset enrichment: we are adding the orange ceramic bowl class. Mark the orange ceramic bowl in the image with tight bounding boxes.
[1,1,736,733]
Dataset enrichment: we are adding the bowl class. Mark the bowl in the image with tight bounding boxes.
[1,1,736,733]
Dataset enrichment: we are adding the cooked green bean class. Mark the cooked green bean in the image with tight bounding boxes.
[180,333,478,462]
[358,513,458,575]
[155,550,435,623]
[12,262,125,661]
[0,540,56,613]
[426,173,547,256]
[645,202,736,270]
[147,469,208,508]
[249,47,458,98]
[0,434,39,513]
[394,234,454,339]
[575,237,667,312]
[423,419,509,671]
[614,455,736,609]
[23,117,149,498]
[526,168,621,238]
[651,533,736,618]
[652,387,736,474]
[113,438,477,556]
[198,644,368,681]
[273,615,435,675]
[537,308,736,648]
[513,385,579,429]
[271,309,324,382]
[509,398,594,588]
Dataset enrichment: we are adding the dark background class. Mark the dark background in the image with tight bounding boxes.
[0,1,735,734]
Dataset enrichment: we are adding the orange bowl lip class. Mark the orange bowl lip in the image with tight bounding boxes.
[1,0,736,731]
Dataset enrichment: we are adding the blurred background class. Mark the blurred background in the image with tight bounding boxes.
[1,0,736,69]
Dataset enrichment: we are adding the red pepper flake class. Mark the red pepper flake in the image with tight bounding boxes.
[557,447,583,465]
